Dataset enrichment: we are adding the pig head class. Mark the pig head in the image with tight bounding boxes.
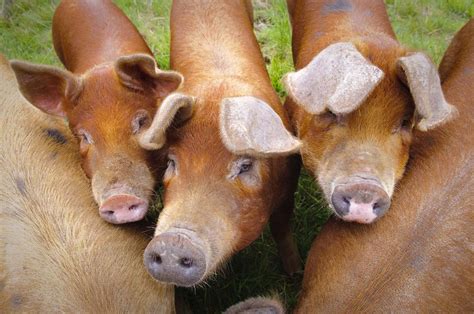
[138,92,300,286]
[10,54,183,223]
[284,42,456,223]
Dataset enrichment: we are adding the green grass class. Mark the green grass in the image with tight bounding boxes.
[0,0,471,313]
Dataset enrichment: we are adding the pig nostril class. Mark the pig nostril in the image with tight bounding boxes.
[129,204,138,211]
[342,197,350,205]
[152,254,162,265]
[105,210,114,216]
[180,257,193,268]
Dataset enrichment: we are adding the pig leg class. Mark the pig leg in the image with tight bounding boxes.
[270,196,301,275]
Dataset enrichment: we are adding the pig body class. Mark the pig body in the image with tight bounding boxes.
[10,0,183,224]
[0,55,174,312]
[140,0,301,286]
[284,0,455,223]
[295,19,474,312]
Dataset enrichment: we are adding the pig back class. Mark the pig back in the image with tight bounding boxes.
[0,55,174,312]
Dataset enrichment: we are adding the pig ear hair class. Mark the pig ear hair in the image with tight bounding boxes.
[9,60,82,117]
[220,96,301,158]
[283,42,384,115]
[115,53,183,98]
[223,296,285,314]
[396,52,457,131]
[139,93,195,150]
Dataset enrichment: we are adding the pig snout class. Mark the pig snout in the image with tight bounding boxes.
[331,181,390,224]
[144,232,206,287]
[99,194,148,224]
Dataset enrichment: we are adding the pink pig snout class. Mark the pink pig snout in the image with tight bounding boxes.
[99,194,148,224]
[331,181,390,224]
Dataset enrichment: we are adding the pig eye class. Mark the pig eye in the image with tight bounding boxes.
[229,157,255,180]
[318,111,344,126]
[165,155,177,178]
[167,158,176,170]
[393,116,413,133]
[132,110,150,134]
[78,129,93,145]
[238,159,253,175]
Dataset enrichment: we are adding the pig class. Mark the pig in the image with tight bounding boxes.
[137,0,302,287]
[9,0,183,224]
[224,296,285,314]
[294,19,474,312]
[283,0,457,223]
[0,55,174,312]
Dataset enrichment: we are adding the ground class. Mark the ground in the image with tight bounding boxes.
[0,0,471,312]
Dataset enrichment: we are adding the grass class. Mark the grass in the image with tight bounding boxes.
[0,0,471,313]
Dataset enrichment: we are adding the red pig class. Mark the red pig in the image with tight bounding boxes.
[137,0,302,287]
[0,54,174,312]
[284,0,456,223]
[295,19,474,313]
[10,0,182,224]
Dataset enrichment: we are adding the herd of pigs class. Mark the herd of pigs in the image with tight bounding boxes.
[0,0,472,312]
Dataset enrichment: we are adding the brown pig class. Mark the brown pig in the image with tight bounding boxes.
[295,19,474,312]
[283,0,456,223]
[9,0,183,224]
[0,55,174,312]
[137,0,302,287]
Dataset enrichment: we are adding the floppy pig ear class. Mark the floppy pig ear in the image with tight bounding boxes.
[396,52,457,131]
[139,93,195,150]
[224,296,285,314]
[220,96,301,158]
[115,53,183,98]
[283,42,384,115]
[9,60,82,117]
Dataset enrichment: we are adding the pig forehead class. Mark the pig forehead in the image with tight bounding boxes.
[79,68,157,108]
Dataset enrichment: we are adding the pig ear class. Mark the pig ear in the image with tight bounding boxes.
[139,93,195,150]
[283,42,384,115]
[9,60,82,117]
[396,52,457,131]
[224,297,285,314]
[115,54,183,98]
[220,96,301,157]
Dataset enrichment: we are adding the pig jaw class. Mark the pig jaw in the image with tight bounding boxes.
[144,203,241,287]
[91,154,154,224]
[314,144,399,224]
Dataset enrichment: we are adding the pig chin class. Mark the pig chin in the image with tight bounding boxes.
[144,212,238,287]
[317,164,396,224]
[90,160,154,224]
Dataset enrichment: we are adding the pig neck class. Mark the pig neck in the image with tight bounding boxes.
[170,0,283,115]
[52,0,152,74]
[291,0,399,69]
